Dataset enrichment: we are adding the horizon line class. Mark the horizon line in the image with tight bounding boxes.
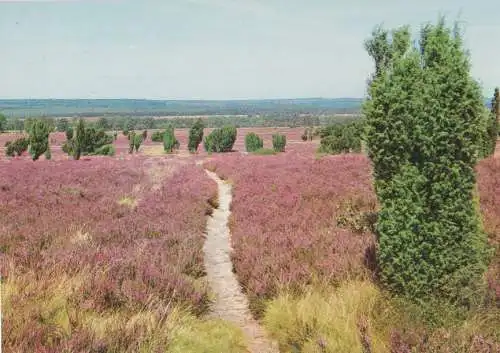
[0,97,364,101]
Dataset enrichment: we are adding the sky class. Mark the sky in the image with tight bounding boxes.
[0,0,499,100]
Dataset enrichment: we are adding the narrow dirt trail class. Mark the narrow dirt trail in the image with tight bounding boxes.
[203,170,278,353]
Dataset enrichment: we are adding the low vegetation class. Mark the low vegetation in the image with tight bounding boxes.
[318,121,363,154]
[244,132,263,152]
[5,137,29,157]
[0,13,499,353]
[163,125,180,153]
[62,119,114,159]
[252,147,276,155]
[205,153,377,317]
[203,125,237,153]
[151,129,164,142]
[28,119,51,161]
[272,133,286,152]
[188,118,205,153]
[0,158,252,352]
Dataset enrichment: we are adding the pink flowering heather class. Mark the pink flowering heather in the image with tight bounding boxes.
[476,156,500,303]
[206,150,500,316]
[0,156,217,351]
[205,151,377,316]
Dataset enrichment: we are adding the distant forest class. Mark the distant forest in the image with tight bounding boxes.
[0,98,363,118]
[1,97,493,130]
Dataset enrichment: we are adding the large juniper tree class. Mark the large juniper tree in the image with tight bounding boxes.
[363,18,490,305]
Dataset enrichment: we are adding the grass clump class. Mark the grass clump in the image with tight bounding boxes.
[263,280,500,353]
[167,315,248,353]
[118,196,137,209]
[263,281,386,353]
[252,148,276,155]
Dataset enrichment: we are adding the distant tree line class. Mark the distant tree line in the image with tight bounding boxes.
[0,114,362,134]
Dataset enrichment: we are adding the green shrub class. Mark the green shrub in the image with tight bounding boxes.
[65,127,73,141]
[363,19,490,305]
[28,119,50,161]
[0,113,6,133]
[188,118,205,153]
[318,122,362,154]
[74,119,85,160]
[56,118,69,132]
[64,119,114,159]
[5,137,29,157]
[204,126,237,153]
[133,134,143,152]
[163,125,179,153]
[93,144,115,156]
[151,130,164,142]
[245,132,263,152]
[128,131,136,154]
[272,133,286,152]
[485,87,499,156]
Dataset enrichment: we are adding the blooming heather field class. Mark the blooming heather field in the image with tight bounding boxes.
[1,125,498,352]
[477,157,500,302]
[205,147,500,351]
[205,152,378,316]
[0,157,234,352]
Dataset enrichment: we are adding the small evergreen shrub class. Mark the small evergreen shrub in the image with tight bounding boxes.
[318,122,362,154]
[204,126,237,153]
[188,119,205,153]
[272,133,286,152]
[65,127,73,140]
[245,132,263,152]
[485,87,499,156]
[163,126,179,153]
[64,120,115,159]
[73,119,86,160]
[128,131,136,154]
[28,119,50,161]
[5,137,29,157]
[151,130,164,142]
[133,134,143,152]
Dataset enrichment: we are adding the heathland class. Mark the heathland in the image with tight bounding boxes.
[1,18,500,353]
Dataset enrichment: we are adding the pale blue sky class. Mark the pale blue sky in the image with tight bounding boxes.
[0,0,499,99]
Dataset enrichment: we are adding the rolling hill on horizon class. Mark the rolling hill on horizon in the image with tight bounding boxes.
[0,98,364,118]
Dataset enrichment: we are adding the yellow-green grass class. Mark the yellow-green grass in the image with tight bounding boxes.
[263,280,500,353]
[3,273,248,353]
